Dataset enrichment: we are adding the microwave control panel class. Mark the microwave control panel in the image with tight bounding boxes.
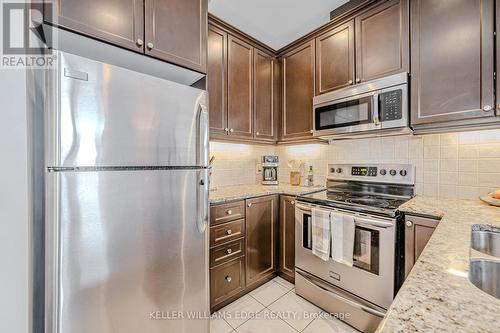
[379,90,402,121]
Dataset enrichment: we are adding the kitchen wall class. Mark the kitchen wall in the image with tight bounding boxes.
[210,129,500,199]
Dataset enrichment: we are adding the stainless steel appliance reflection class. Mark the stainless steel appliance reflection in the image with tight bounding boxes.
[31,51,210,333]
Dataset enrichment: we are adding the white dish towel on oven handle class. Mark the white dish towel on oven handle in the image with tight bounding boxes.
[331,213,355,267]
[311,207,331,261]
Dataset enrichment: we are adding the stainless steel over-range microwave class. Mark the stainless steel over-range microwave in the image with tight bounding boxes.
[313,72,410,139]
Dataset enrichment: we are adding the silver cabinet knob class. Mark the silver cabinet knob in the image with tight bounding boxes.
[136,38,144,47]
[229,128,234,133]
[226,248,232,254]
[147,42,154,50]
[226,229,232,235]
[497,104,500,110]
[356,78,361,83]
[309,129,314,134]
[483,105,492,112]
[225,275,232,283]
[224,128,229,133]
[348,80,353,85]
[406,221,413,228]
[256,132,260,136]
[226,209,232,215]
[247,203,252,208]
[291,201,295,205]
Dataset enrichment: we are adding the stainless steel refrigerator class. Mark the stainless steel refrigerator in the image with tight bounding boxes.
[32,51,210,333]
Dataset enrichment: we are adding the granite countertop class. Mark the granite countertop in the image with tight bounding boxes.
[209,184,325,204]
[377,196,500,333]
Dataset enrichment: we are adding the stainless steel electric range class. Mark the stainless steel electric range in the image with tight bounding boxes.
[294,163,415,333]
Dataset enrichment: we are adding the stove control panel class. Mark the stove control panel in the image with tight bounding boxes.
[328,163,415,185]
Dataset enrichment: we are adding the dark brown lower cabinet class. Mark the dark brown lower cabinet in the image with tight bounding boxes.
[209,196,279,311]
[210,257,245,306]
[279,196,296,283]
[404,214,440,278]
[246,195,279,287]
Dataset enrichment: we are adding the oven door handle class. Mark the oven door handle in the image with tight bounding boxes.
[297,270,386,318]
[296,203,312,213]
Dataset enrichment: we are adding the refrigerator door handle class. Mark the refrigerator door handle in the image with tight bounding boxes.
[197,169,209,233]
[197,100,209,167]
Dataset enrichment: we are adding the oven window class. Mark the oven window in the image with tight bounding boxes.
[353,226,379,275]
[302,214,380,275]
[315,96,372,130]
[302,213,312,250]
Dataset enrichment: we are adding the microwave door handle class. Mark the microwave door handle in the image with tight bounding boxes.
[372,93,380,126]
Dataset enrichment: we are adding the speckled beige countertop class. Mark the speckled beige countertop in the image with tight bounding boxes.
[209,184,324,204]
[377,196,500,333]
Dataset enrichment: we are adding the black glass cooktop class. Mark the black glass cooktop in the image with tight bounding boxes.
[298,190,409,216]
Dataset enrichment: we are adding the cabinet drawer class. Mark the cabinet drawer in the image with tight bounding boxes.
[210,219,245,247]
[210,257,245,306]
[211,201,245,225]
[210,239,244,267]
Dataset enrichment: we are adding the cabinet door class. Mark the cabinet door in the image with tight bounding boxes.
[281,41,315,140]
[410,0,494,125]
[45,0,144,52]
[227,36,254,139]
[315,20,355,94]
[145,0,207,73]
[207,24,228,137]
[245,195,278,286]
[210,257,245,307]
[253,49,276,141]
[404,215,440,278]
[279,196,295,282]
[355,0,409,83]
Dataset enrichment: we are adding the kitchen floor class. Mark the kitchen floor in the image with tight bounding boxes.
[210,276,358,333]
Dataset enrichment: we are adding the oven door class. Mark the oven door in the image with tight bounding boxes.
[294,202,395,309]
[313,92,381,136]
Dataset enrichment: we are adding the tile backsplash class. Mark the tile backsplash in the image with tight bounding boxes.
[209,129,500,199]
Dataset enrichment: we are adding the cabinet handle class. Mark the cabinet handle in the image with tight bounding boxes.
[136,39,144,47]
[225,275,232,283]
[230,128,234,133]
[348,80,353,85]
[147,42,154,50]
[483,105,492,112]
[256,132,260,136]
[226,248,232,254]
[247,203,252,208]
[309,129,314,134]
[356,78,361,83]
[224,128,229,133]
[406,221,413,228]
[226,229,232,235]
[226,210,232,215]
[291,201,295,205]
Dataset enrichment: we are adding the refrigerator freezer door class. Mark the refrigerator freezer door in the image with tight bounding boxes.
[46,170,209,333]
[46,51,208,168]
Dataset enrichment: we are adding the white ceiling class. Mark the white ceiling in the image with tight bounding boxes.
[208,0,350,50]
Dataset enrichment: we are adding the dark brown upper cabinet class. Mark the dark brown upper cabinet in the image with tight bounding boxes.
[410,0,495,125]
[207,24,228,137]
[245,195,278,287]
[315,20,355,94]
[281,40,315,141]
[227,36,254,139]
[45,0,207,73]
[253,49,276,141]
[355,0,409,83]
[45,0,144,52]
[145,0,207,73]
